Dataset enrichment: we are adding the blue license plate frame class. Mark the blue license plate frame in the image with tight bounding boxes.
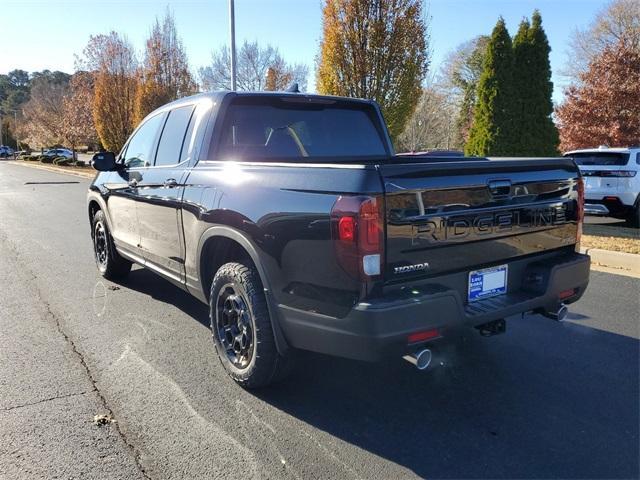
[468,264,508,302]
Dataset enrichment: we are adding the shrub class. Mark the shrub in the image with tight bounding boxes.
[53,157,74,166]
[39,155,54,164]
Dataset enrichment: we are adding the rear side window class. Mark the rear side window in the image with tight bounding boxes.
[123,112,166,168]
[155,105,195,166]
[217,97,387,161]
[569,152,630,166]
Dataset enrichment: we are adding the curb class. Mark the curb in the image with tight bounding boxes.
[6,160,96,179]
[580,246,640,274]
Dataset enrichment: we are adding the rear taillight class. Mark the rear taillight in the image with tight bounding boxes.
[559,288,577,300]
[576,177,584,251]
[331,195,384,280]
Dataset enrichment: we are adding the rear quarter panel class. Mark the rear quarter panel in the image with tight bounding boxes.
[181,161,383,316]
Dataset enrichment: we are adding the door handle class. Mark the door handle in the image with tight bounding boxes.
[164,178,178,188]
[128,179,138,187]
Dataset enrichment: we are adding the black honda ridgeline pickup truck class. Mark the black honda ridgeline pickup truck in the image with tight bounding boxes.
[88,91,590,387]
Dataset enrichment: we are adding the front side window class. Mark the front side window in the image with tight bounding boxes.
[217,97,387,161]
[123,112,166,168]
[155,105,195,166]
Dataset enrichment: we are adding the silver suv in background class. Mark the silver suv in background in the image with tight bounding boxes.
[44,148,74,159]
[564,146,640,226]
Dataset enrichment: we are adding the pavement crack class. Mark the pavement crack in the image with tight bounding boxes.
[41,300,152,480]
[0,231,151,480]
[1,391,92,412]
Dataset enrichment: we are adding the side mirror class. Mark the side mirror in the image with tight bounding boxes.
[92,151,118,171]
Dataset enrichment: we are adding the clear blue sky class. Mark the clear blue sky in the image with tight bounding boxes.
[0,0,606,102]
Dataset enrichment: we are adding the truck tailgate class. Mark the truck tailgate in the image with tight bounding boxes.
[380,158,581,281]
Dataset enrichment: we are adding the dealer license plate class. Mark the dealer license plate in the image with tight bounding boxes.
[468,265,508,302]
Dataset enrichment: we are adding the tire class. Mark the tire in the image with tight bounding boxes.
[92,209,132,280]
[209,262,291,388]
[626,205,640,228]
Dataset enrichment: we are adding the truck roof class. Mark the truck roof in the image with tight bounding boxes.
[160,90,375,110]
[138,90,379,132]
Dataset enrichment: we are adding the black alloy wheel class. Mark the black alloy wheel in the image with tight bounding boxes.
[215,283,254,369]
[94,221,108,269]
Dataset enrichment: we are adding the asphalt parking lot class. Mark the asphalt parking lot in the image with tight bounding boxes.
[1,161,638,479]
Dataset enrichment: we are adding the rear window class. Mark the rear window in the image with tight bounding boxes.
[567,152,630,166]
[216,97,387,161]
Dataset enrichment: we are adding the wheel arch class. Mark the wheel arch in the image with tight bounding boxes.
[88,199,101,223]
[197,226,290,354]
[87,194,112,234]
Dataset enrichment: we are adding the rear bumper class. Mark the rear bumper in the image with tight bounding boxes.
[586,191,638,207]
[277,251,590,361]
[584,203,610,216]
[585,193,639,217]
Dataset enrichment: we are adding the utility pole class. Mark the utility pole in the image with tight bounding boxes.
[229,0,237,91]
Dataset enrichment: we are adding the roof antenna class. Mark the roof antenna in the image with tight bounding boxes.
[286,83,300,93]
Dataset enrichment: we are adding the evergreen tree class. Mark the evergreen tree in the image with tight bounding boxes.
[465,18,516,156]
[512,18,532,155]
[512,11,559,156]
[526,11,559,155]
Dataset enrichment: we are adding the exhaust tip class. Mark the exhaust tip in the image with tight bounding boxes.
[540,303,568,321]
[403,349,432,370]
[557,304,568,321]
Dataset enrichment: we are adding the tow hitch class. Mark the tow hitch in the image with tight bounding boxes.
[475,318,506,337]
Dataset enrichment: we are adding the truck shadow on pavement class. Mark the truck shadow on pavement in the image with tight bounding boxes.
[124,267,211,327]
[258,324,639,479]
[121,268,639,479]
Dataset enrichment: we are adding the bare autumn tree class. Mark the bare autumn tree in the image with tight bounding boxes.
[316,0,430,139]
[79,32,138,152]
[565,0,640,79]
[17,71,70,147]
[439,36,489,147]
[555,41,640,151]
[199,41,308,92]
[62,71,99,151]
[134,10,197,124]
[264,56,308,91]
[397,83,457,152]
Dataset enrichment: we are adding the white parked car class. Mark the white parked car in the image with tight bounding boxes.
[564,146,639,225]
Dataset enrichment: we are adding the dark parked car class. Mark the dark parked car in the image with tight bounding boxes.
[88,91,590,387]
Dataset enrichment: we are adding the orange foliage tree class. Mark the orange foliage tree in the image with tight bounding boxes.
[316,0,430,139]
[62,71,99,150]
[134,10,196,124]
[555,41,640,151]
[17,71,70,147]
[80,32,139,152]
